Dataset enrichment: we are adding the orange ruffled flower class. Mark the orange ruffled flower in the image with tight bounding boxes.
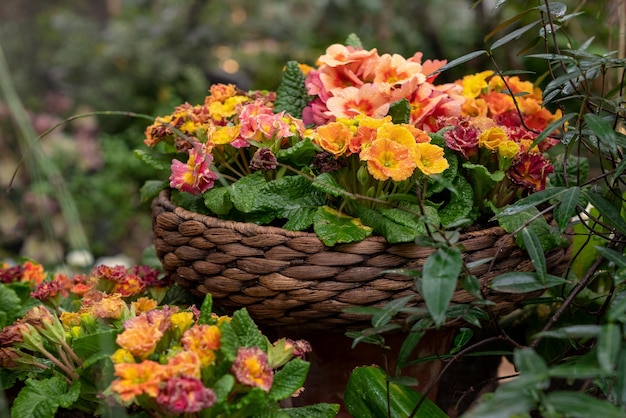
[110,360,166,403]
[360,136,416,181]
[181,324,221,367]
[314,121,353,156]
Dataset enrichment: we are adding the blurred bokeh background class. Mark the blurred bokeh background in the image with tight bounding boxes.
[0,0,618,267]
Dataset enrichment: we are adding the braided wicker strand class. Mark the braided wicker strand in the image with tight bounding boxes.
[152,191,571,331]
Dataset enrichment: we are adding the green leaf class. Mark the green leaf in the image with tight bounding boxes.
[203,186,233,215]
[11,376,80,418]
[544,391,625,418]
[371,295,415,328]
[311,172,352,198]
[231,308,267,349]
[212,374,235,404]
[615,345,626,405]
[344,366,447,418]
[0,284,23,328]
[388,99,411,124]
[462,389,534,418]
[357,204,435,244]
[450,328,473,354]
[489,20,540,51]
[198,294,213,325]
[553,186,580,231]
[528,113,576,150]
[584,113,618,155]
[548,364,614,379]
[496,206,567,252]
[344,33,363,48]
[139,179,168,203]
[421,246,463,327]
[277,404,341,418]
[274,61,309,119]
[535,324,601,339]
[514,347,548,375]
[396,331,425,371]
[585,191,626,236]
[608,293,626,322]
[254,176,329,231]
[490,272,567,293]
[133,148,172,171]
[438,175,475,227]
[230,171,269,213]
[521,227,546,283]
[597,323,621,372]
[496,187,566,217]
[71,329,119,368]
[268,358,310,401]
[313,206,373,246]
[431,50,487,76]
[276,137,317,167]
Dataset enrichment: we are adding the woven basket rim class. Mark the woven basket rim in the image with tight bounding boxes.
[155,190,508,245]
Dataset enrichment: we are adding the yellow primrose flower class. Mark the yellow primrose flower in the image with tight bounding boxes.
[415,142,449,175]
[498,140,520,159]
[111,348,136,364]
[170,312,195,334]
[478,126,508,151]
[211,125,241,145]
[132,297,158,314]
[462,70,494,99]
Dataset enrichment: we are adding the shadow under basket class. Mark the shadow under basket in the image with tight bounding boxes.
[152,190,572,331]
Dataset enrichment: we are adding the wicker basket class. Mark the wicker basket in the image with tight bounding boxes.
[152,190,571,331]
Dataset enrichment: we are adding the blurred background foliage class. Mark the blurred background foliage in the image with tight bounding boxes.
[0,0,617,266]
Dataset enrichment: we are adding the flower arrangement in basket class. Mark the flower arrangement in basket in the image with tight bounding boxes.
[143,34,573,331]
[139,34,565,248]
[0,260,339,417]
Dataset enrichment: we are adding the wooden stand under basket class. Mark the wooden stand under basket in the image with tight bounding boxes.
[151,190,572,414]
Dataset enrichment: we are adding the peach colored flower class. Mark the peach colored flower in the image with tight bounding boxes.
[369,53,426,86]
[317,44,377,68]
[231,346,274,392]
[110,360,166,403]
[325,84,391,120]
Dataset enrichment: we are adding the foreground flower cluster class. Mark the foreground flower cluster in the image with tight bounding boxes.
[139,35,561,246]
[0,260,337,417]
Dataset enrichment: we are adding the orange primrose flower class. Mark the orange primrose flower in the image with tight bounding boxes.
[110,360,166,403]
[360,136,416,181]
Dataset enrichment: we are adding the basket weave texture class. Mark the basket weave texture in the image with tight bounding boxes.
[152,191,571,331]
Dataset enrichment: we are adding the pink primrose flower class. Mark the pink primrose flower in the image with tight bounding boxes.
[231,346,274,392]
[169,145,219,195]
[156,376,217,414]
[325,84,391,120]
